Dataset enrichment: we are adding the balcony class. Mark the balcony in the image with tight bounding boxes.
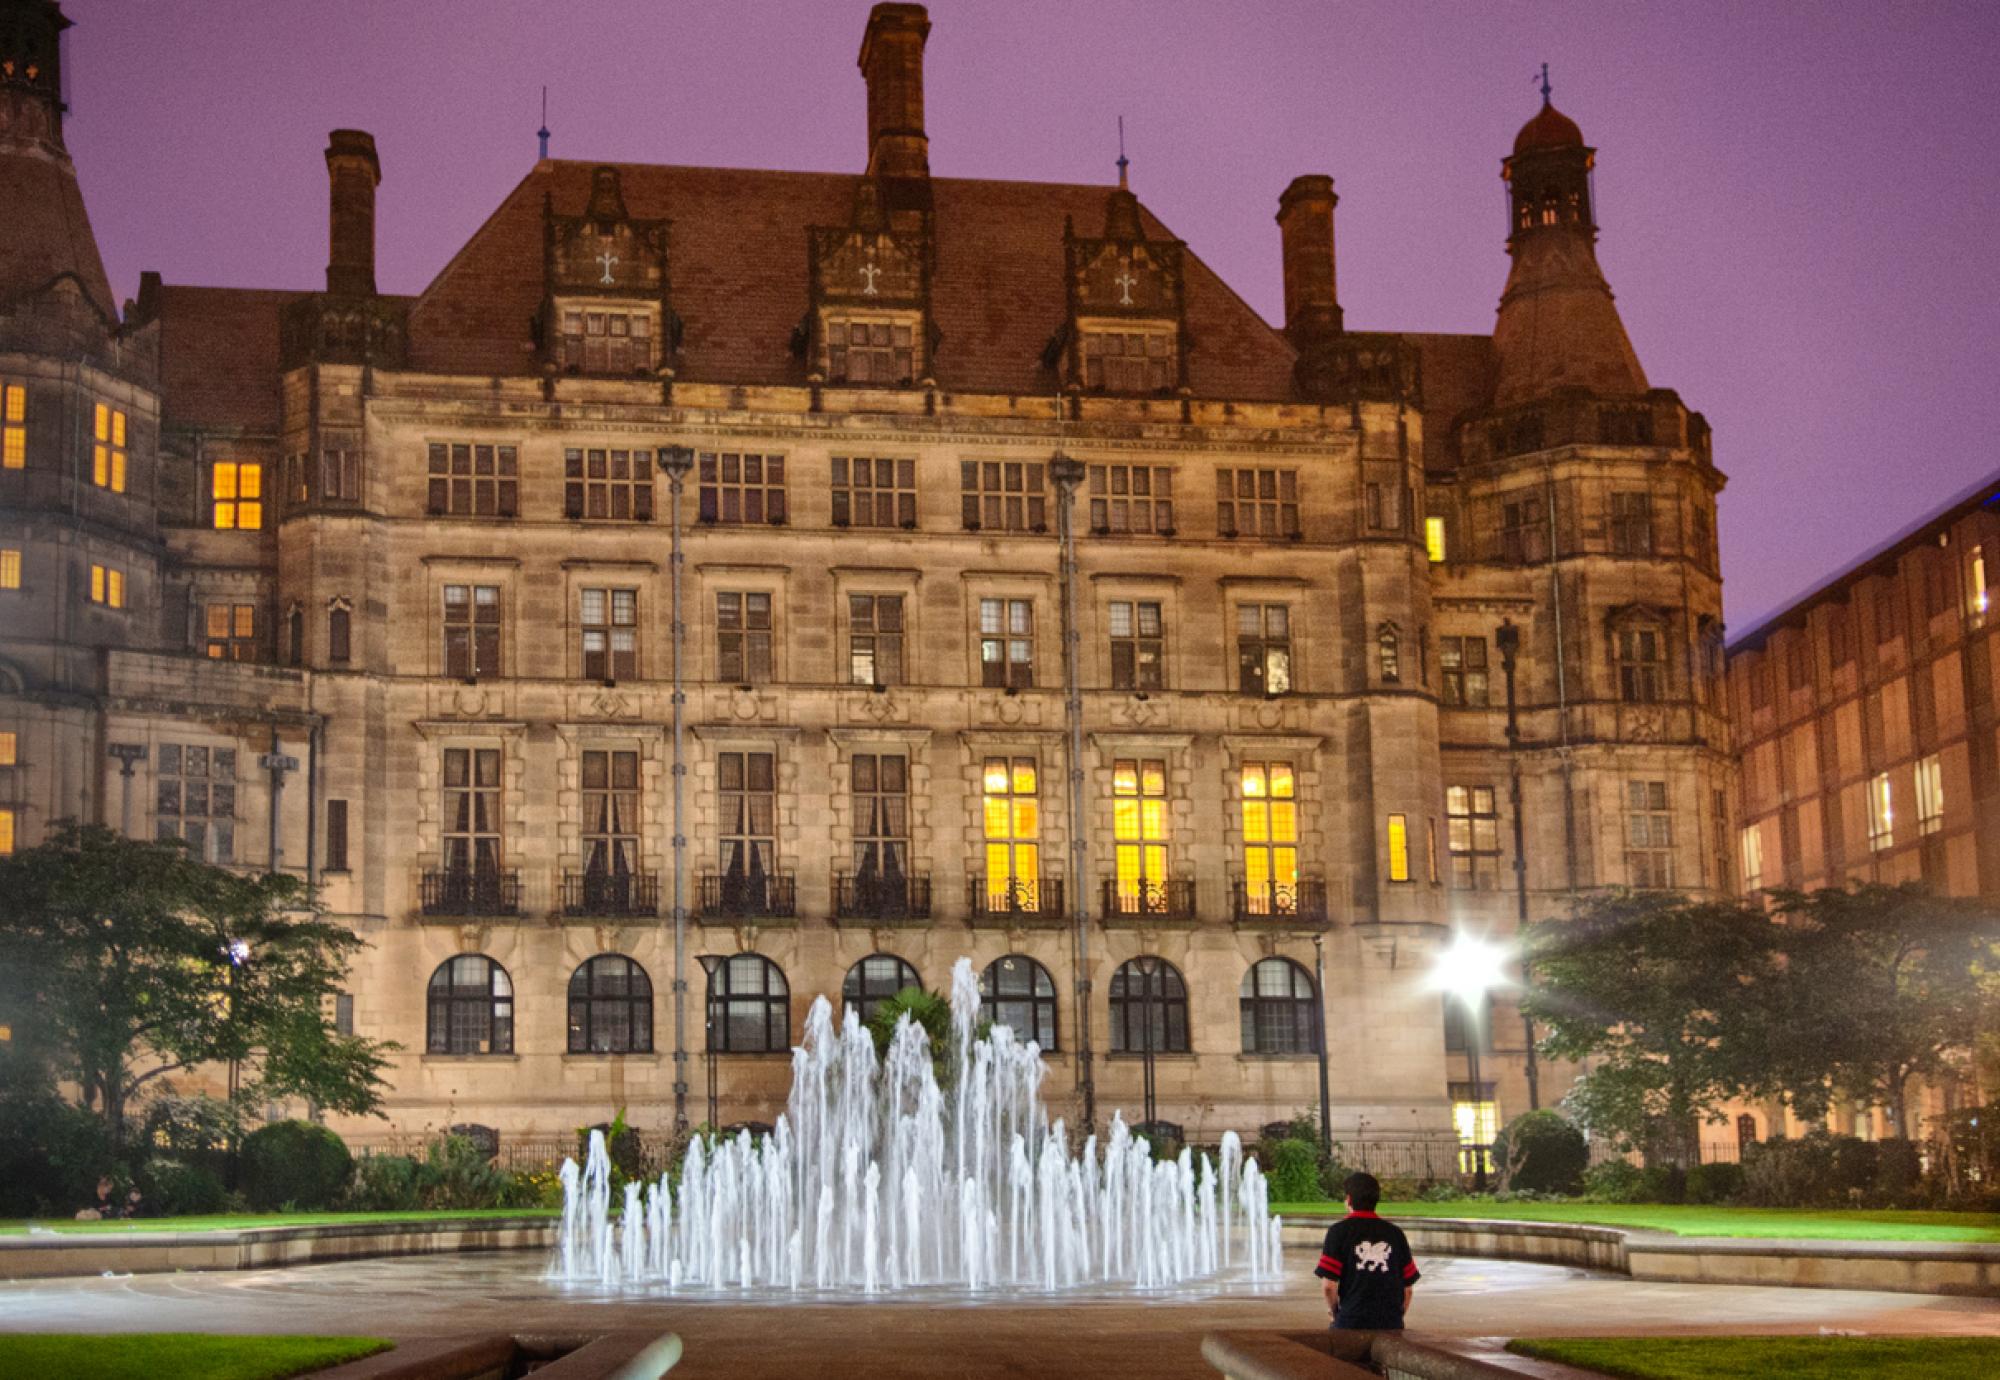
[1099,877,1199,927]
[832,871,933,926]
[696,873,797,923]
[1229,877,1330,930]
[560,870,659,919]
[421,868,522,918]
[966,875,1066,928]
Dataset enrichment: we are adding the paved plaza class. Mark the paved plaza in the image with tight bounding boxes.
[3,1245,1998,1378]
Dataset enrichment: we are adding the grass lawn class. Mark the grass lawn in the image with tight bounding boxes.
[0,1334,390,1380]
[1508,1336,2000,1379]
[1267,1200,2000,1243]
[0,1207,559,1236]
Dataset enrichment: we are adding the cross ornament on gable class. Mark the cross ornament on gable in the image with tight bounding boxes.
[595,248,619,284]
[1114,262,1138,306]
[859,261,882,296]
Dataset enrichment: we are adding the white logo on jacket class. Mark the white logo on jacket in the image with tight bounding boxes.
[1354,1240,1393,1273]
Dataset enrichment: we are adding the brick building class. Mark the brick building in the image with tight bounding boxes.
[0,1,1729,1151]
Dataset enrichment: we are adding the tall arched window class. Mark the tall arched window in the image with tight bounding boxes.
[842,953,919,1027]
[980,954,1057,1050]
[1240,957,1319,1055]
[427,954,513,1055]
[568,953,653,1054]
[706,953,789,1053]
[1109,957,1189,1054]
[327,600,352,664]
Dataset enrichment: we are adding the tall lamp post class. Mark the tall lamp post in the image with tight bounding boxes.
[659,443,696,1134]
[1312,931,1333,1165]
[1495,618,1540,1110]
[1050,450,1095,1137]
[697,953,725,1131]
[1435,931,1509,1192]
[1132,954,1159,1134]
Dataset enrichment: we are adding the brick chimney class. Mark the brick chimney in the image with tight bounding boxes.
[1276,174,1342,341]
[324,129,380,297]
[858,3,930,181]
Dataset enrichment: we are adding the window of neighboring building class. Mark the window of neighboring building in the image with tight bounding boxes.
[981,757,1042,912]
[561,307,655,373]
[1868,771,1895,851]
[443,585,501,679]
[698,451,787,524]
[211,462,262,530]
[88,563,125,609]
[826,318,915,385]
[1111,758,1169,914]
[1740,823,1763,892]
[1610,491,1653,555]
[564,448,655,521]
[1386,813,1411,883]
[1240,762,1299,914]
[327,601,352,664]
[1240,957,1319,1055]
[205,602,256,661]
[832,457,916,529]
[580,588,638,681]
[320,448,361,505]
[0,549,20,590]
[1451,1081,1497,1173]
[1916,753,1944,835]
[1215,467,1299,539]
[1501,495,1545,564]
[0,807,12,855]
[981,955,1058,1051]
[155,743,236,863]
[1425,515,1447,564]
[1080,327,1173,392]
[426,954,513,1055]
[848,594,904,686]
[0,731,15,767]
[961,460,1047,532]
[851,752,910,882]
[1089,464,1174,535]
[92,404,126,493]
[426,443,518,518]
[1625,780,1673,888]
[717,750,777,891]
[842,953,919,1028]
[443,747,502,880]
[325,798,349,872]
[1440,635,1489,707]
[1378,623,1401,683]
[1446,786,1500,890]
[333,992,353,1036]
[1874,581,1900,644]
[1,381,23,468]
[1236,604,1292,695]
[567,954,653,1055]
[716,592,773,683]
[1108,599,1163,690]
[709,953,790,1052]
[1364,481,1404,533]
[1617,625,1666,703]
[1972,545,1990,616]
[582,749,640,881]
[1109,957,1189,1054]
[979,597,1033,689]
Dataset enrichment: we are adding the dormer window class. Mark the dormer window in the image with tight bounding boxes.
[824,312,919,385]
[1079,325,1174,393]
[559,303,657,374]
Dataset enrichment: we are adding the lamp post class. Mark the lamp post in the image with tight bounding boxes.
[1132,954,1159,1134]
[1050,450,1094,1137]
[1435,931,1509,1192]
[697,953,725,1132]
[1495,618,1540,1111]
[1312,930,1333,1165]
[660,443,696,1134]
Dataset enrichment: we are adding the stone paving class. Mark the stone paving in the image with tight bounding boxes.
[2,1245,1998,1378]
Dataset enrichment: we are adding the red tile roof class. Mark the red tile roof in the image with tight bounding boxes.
[156,285,300,432]
[0,149,116,321]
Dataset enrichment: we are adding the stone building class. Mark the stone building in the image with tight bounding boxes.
[1725,473,2000,1142]
[0,1,1728,1152]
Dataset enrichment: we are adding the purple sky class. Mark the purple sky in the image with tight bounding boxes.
[59,0,2000,629]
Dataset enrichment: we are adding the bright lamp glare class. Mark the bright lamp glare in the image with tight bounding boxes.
[1432,933,1511,1005]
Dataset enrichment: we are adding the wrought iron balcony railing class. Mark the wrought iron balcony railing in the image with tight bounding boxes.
[696,873,797,922]
[1229,876,1330,928]
[1099,877,1199,925]
[966,874,1066,926]
[832,871,933,925]
[560,870,659,918]
[421,868,522,917]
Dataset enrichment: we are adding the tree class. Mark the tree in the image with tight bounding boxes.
[0,823,396,1143]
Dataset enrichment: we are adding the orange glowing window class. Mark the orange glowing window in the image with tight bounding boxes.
[1,383,24,468]
[212,462,263,530]
[92,404,126,492]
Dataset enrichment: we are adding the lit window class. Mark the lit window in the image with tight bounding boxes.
[1387,813,1410,883]
[1240,762,1299,913]
[1110,758,1169,914]
[1973,546,1989,616]
[211,462,262,530]
[88,563,125,609]
[1,382,23,468]
[0,808,13,855]
[1447,786,1501,890]
[1916,755,1943,836]
[92,404,127,493]
[204,603,257,660]
[1425,515,1447,563]
[0,730,14,765]
[0,548,19,589]
[1451,1083,1497,1173]
[981,757,1042,913]
[1868,772,1894,852]
[1740,823,1763,892]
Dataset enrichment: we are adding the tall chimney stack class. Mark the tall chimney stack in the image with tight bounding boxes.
[858,3,931,181]
[324,129,380,297]
[1276,174,1342,340]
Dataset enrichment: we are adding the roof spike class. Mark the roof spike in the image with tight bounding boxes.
[537,85,550,162]
[1116,114,1129,189]
[1537,62,1551,106]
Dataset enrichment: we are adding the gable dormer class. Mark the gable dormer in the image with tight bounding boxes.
[805,176,934,387]
[539,165,675,377]
[1059,185,1187,396]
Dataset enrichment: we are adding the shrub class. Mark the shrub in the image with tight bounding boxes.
[1875,1138,1924,1206]
[422,1133,511,1210]
[1637,1163,1686,1204]
[139,1156,229,1216]
[1683,1161,1744,1205]
[503,1165,566,1210]
[1581,1159,1644,1203]
[239,1120,353,1211]
[1494,1110,1588,1196]
[0,1074,119,1216]
[1742,1132,1883,1208]
[1419,1181,1467,1203]
[344,1153,423,1211]
[1264,1138,1329,1202]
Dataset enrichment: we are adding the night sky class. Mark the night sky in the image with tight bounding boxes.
[58,0,2000,630]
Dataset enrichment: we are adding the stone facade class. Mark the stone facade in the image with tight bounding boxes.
[0,1,1727,1151]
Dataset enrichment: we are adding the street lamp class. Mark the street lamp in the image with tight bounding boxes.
[1494,617,1540,1110]
[659,443,697,1134]
[697,953,725,1132]
[1050,450,1094,1136]
[1132,954,1160,1134]
[1433,930,1511,1191]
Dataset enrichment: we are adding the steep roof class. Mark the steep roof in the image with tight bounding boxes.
[1402,331,1496,467]
[0,146,116,321]
[407,160,1301,400]
[156,285,302,432]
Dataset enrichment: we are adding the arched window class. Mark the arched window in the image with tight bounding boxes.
[568,954,653,1054]
[328,600,352,664]
[1736,1113,1759,1149]
[427,954,513,1055]
[1109,957,1189,1054]
[980,954,1057,1050]
[706,952,789,1053]
[1378,622,1400,684]
[287,604,304,667]
[1240,957,1319,1055]
[842,952,919,1027]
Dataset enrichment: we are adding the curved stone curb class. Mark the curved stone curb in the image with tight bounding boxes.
[0,1216,558,1280]
[1202,1330,1603,1380]
[1282,1215,2000,1298]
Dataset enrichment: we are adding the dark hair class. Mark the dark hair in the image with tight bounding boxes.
[1343,1171,1382,1212]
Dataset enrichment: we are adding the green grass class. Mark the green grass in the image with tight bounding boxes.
[0,1207,558,1236]
[1267,1200,2000,1243]
[1508,1336,2000,1380]
[0,1334,390,1380]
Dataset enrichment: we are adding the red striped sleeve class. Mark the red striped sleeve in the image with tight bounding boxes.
[1317,1254,1342,1274]
[1402,1261,1420,1279]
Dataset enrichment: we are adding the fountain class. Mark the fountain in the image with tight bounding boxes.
[548,957,1283,1294]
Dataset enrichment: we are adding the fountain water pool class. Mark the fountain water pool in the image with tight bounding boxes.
[548,957,1282,1295]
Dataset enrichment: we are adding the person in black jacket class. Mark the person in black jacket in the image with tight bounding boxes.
[1313,1171,1420,1330]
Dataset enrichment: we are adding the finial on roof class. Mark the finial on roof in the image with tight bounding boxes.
[537,86,550,161]
[1537,62,1551,106]
[1116,115,1129,190]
